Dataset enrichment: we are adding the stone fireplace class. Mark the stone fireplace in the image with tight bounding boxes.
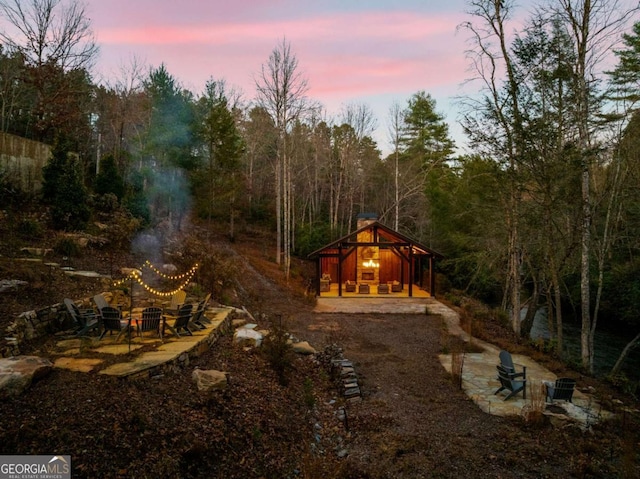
[357,215,379,284]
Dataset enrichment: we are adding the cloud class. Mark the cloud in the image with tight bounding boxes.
[95,9,468,98]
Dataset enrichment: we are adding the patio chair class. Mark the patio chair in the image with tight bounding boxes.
[495,364,527,400]
[498,350,527,379]
[163,290,187,316]
[99,306,130,341]
[191,293,213,328]
[64,298,100,336]
[190,302,207,330]
[163,303,194,337]
[544,378,576,403]
[345,281,356,292]
[93,293,109,312]
[137,307,164,338]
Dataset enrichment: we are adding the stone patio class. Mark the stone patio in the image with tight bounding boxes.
[430,300,612,428]
[51,306,236,379]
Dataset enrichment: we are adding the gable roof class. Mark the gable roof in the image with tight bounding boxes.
[307,221,444,259]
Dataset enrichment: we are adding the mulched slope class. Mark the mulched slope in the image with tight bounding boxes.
[0,333,344,478]
[1,226,639,478]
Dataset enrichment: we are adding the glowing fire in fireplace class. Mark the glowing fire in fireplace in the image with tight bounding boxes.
[362,260,379,268]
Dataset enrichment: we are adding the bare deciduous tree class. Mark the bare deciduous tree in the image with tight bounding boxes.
[0,0,98,70]
[255,38,308,278]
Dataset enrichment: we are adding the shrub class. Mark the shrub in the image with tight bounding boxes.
[54,237,81,257]
[261,315,295,386]
[17,218,44,239]
[42,137,91,231]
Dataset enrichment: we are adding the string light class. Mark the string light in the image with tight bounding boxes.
[142,260,199,280]
[111,262,199,297]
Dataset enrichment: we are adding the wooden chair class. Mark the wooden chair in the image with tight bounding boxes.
[499,350,526,378]
[93,293,109,311]
[99,306,130,341]
[163,304,194,337]
[64,298,99,336]
[137,307,164,338]
[495,364,527,400]
[544,378,576,403]
[190,302,207,330]
[163,290,187,315]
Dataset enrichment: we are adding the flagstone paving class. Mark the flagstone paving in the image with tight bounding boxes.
[433,301,611,428]
[51,307,234,378]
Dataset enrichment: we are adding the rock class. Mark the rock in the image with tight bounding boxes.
[192,369,228,392]
[232,319,247,329]
[0,279,28,293]
[292,341,316,355]
[0,356,53,397]
[234,327,263,347]
[19,247,52,257]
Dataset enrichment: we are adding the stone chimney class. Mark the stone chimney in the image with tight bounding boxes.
[356,213,379,284]
[356,212,378,230]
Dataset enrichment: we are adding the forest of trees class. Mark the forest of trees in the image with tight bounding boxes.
[1,0,640,380]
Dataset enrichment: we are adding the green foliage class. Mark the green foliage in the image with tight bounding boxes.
[54,237,81,257]
[295,221,332,257]
[17,218,43,239]
[42,136,90,231]
[302,377,315,409]
[93,193,119,213]
[261,315,295,386]
[191,79,245,221]
[606,372,639,396]
[95,154,125,200]
[123,171,150,226]
[402,90,455,164]
[600,259,640,325]
[608,21,640,103]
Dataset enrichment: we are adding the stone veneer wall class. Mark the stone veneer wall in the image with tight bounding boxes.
[1,297,95,358]
[0,132,51,194]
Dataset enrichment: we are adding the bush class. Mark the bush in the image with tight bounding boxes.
[42,138,91,231]
[261,315,295,386]
[17,218,44,239]
[54,237,81,257]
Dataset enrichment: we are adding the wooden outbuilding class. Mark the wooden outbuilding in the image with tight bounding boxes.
[308,214,443,298]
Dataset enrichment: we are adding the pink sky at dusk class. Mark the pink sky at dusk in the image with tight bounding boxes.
[84,0,474,154]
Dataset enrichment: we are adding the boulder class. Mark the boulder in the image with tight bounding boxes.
[193,369,228,392]
[0,356,53,397]
[292,341,317,355]
[234,327,263,347]
[0,279,28,293]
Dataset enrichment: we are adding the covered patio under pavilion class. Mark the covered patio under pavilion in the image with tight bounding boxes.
[308,214,443,298]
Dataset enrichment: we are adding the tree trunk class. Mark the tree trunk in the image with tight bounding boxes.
[611,331,640,376]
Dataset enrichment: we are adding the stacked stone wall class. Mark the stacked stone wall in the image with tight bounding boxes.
[1,297,91,358]
[0,132,51,194]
